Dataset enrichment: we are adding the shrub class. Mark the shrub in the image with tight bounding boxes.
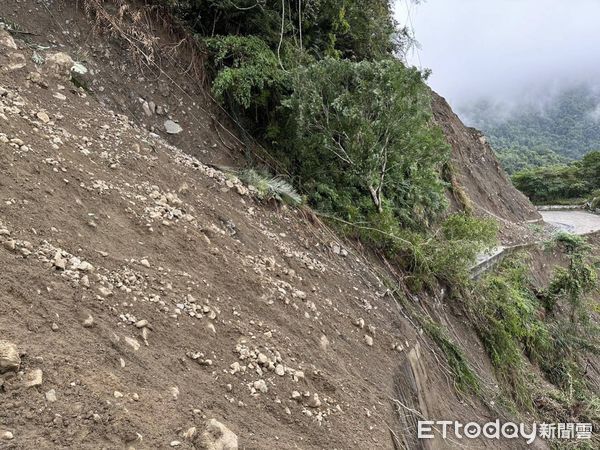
[472,238,599,407]
[277,58,450,232]
[204,35,286,125]
[236,168,303,206]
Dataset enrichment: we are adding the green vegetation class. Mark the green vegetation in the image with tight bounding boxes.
[469,234,599,413]
[159,2,599,428]
[234,168,303,206]
[461,85,600,174]
[512,150,600,204]
[422,320,480,394]
[166,1,492,271]
[277,58,448,230]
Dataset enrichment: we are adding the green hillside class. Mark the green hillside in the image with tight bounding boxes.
[460,84,600,173]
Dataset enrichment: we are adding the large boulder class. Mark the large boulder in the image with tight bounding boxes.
[45,52,74,80]
[195,419,238,450]
[0,30,25,72]
[0,340,20,374]
[0,30,17,49]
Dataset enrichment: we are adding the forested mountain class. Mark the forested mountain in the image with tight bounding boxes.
[460,84,600,173]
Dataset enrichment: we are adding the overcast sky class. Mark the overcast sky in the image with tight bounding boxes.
[394,0,600,108]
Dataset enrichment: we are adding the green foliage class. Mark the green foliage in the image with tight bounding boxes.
[422,320,480,394]
[461,85,600,173]
[496,145,567,175]
[278,58,449,231]
[173,0,402,61]
[544,233,598,323]
[512,150,600,204]
[205,35,285,112]
[358,214,497,290]
[475,256,547,407]
[472,236,599,408]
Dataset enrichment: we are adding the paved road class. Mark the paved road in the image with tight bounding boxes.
[540,210,600,235]
[471,210,600,278]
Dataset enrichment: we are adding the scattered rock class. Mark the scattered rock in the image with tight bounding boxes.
[275,364,285,376]
[82,315,94,328]
[125,337,141,351]
[0,431,14,441]
[142,101,153,117]
[353,318,365,329]
[170,386,180,400]
[253,379,268,393]
[46,52,74,80]
[140,258,151,268]
[320,334,329,351]
[23,368,43,388]
[98,286,113,297]
[164,120,183,135]
[364,335,373,347]
[196,419,238,450]
[0,341,20,374]
[308,393,322,408]
[0,30,17,49]
[45,389,57,402]
[36,111,50,123]
[135,319,149,328]
[2,240,16,252]
[183,427,197,440]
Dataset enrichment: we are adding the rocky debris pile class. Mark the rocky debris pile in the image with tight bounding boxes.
[0,13,419,448]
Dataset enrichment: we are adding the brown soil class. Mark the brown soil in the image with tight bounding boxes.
[432,92,541,244]
[0,2,566,449]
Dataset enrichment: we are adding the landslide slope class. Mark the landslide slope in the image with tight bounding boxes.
[432,92,541,239]
[0,2,545,449]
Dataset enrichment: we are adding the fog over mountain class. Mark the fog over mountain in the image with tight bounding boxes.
[395,0,600,111]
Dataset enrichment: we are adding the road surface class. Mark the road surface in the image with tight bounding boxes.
[471,210,600,278]
[540,210,600,235]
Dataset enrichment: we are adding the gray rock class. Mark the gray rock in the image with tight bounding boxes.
[308,393,322,408]
[142,101,153,117]
[196,419,238,450]
[45,52,74,80]
[82,315,94,328]
[253,379,268,393]
[23,368,43,388]
[164,120,183,135]
[45,389,57,402]
[275,364,285,376]
[0,431,14,440]
[135,319,148,328]
[0,30,17,49]
[0,340,20,374]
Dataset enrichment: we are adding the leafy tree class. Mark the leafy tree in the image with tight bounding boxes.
[512,150,600,204]
[277,58,449,230]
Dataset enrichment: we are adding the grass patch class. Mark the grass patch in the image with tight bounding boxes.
[235,168,303,206]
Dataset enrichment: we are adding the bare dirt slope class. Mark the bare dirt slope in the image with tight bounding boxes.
[0,2,546,449]
[432,92,541,242]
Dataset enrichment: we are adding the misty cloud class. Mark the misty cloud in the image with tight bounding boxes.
[395,0,600,109]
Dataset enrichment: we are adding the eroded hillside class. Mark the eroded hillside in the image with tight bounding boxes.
[0,2,597,449]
